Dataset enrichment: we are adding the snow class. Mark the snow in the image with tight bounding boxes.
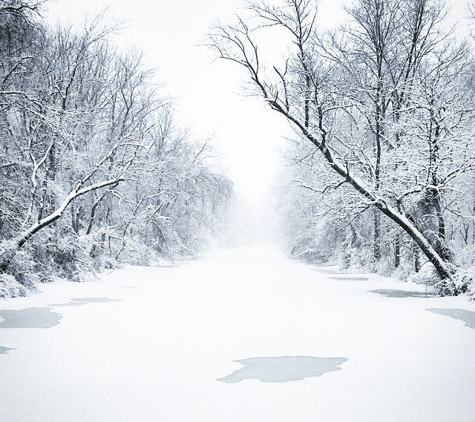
[1,246,475,421]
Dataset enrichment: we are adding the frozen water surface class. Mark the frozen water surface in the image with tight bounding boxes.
[0,247,474,422]
[311,266,339,274]
[48,297,122,307]
[47,302,87,307]
[0,307,62,328]
[330,276,369,281]
[427,308,475,329]
[218,356,347,383]
[370,289,436,298]
[71,297,122,303]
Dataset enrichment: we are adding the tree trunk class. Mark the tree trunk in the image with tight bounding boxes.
[373,210,381,262]
[269,101,455,281]
[0,177,123,273]
[394,231,401,268]
[414,242,420,273]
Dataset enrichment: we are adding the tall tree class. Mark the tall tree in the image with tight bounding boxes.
[0,10,232,291]
[208,0,475,293]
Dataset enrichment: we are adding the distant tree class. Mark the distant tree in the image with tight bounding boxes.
[208,0,475,293]
[0,10,232,291]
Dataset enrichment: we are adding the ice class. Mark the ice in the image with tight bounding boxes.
[217,356,348,383]
[369,289,437,298]
[0,246,474,421]
[427,308,475,329]
[0,307,62,328]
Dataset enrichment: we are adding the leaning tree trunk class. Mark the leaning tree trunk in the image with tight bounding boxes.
[208,9,456,288]
[268,100,455,282]
[0,177,123,274]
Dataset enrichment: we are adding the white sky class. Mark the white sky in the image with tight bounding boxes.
[45,0,471,211]
[44,0,350,207]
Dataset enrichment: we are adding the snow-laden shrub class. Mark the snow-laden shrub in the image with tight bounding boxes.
[391,263,416,282]
[373,254,399,277]
[0,274,36,298]
[6,244,42,285]
[113,236,157,266]
[408,262,456,296]
[339,242,379,273]
[406,262,471,296]
[456,245,475,268]
[298,248,329,264]
[451,266,475,297]
[407,263,440,286]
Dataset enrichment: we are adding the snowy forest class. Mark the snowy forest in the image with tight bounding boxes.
[2,1,475,420]
[2,0,475,299]
[0,0,232,296]
[209,0,475,296]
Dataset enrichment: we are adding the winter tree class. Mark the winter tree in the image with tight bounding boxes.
[208,0,475,294]
[0,3,232,295]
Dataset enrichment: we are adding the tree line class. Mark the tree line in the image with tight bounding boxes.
[0,0,232,296]
[208,0,475,295]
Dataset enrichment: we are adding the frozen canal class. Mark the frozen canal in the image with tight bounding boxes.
[1,247,475,421]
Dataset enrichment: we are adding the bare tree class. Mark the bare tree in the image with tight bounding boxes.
[0,19,159,274]
[207,0,474,292]
[0,4,232,292]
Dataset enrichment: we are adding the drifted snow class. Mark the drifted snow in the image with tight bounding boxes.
[0,246,474,421]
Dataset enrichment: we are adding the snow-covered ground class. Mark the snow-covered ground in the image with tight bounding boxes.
[1,247,475,421]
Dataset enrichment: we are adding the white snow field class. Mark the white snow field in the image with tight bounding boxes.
[1,246,475,422]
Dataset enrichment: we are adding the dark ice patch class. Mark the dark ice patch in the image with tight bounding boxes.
[71,297,122,303]
[330,276,369,281]
[218,356,347,383]
[312,268,339,274]
[0,346,15,354]
[427,308,475,329]
[369,289,436,298]
[0,307,62,328]
[48,297,121,307]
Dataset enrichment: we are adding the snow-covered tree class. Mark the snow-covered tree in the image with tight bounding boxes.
[0,7,232,293]
[208,0,475,294]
